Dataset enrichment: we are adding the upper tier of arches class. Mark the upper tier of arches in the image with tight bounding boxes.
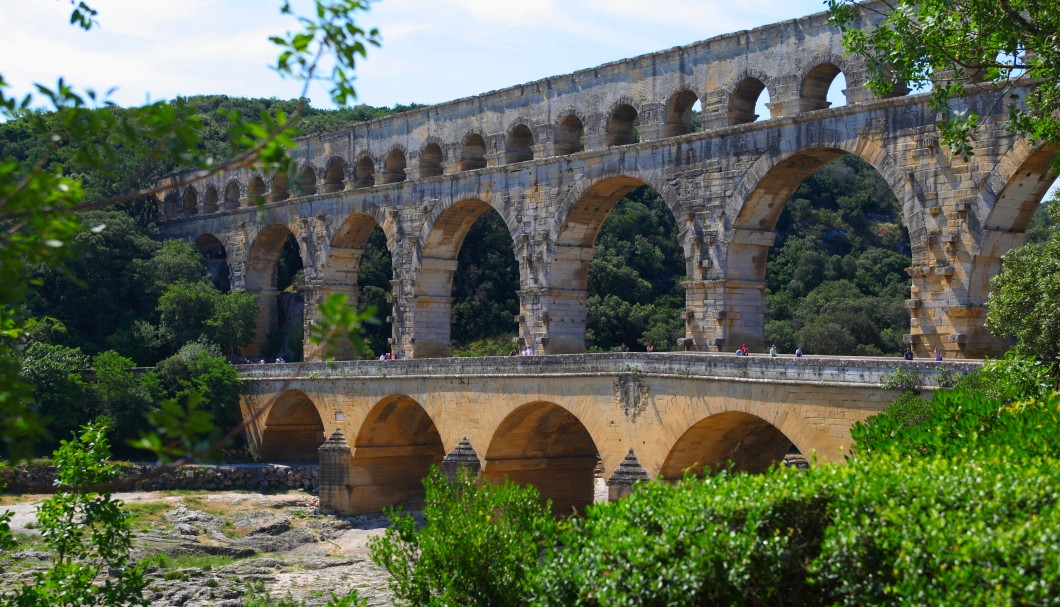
[157,4,892,219]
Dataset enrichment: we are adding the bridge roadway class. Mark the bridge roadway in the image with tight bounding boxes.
[238,353,980,514]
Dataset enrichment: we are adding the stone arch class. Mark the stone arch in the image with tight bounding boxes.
[349,394,445,512]
[247,174,267,206]
[297,164,318,196]
[483,401,600,514]
[163,190,179,219]
[323,156,348,192]
[383,147,407,184]
[353,155,375,188]
[506,123,534,163]
[412,195,517,357]
[555,112,585,155]
[548,174,689,353]
[223,178,241,211]
[659,411,799,478]
[195,233,231,293]
[270,173,290,202]
[663,87,701,138]
[202,184,219,214]
[978,141,1059,233]
[256,390,325,462]
[246,223,303,357]
[419,141,444,177]
[459,133,487,171]
[605,101,639,147]
[181,187,198,217]
[800,59,848,111]
[727,74,773,125]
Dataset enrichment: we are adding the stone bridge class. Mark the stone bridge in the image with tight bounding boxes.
[157,1,1057,360]
[239,354,979,514]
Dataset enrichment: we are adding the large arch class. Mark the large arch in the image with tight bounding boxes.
[318,211,394,360]
[549,175,687,353]
[412,197,515,357]
[483,401,600,515]
[195,233,231,293]
[245,224,303,358]
[348,394,445,512]
[659,411,797,478]
[256,390,325,462]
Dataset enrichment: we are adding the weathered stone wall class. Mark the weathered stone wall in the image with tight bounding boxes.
[2,463,319,493]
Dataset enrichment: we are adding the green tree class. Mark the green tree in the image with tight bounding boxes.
[141,341,243,436]
[207,291,262,359]
[828,0,1060,162]
[987,202,1060,364]
[16,342,97,452]
[91,350,154,456]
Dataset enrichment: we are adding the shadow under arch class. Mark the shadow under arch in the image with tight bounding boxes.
[660,411,798,479]
[348,394,445,512]
[412,196,517,357]
[246,224,303,358]
[483,401,600,515]
[195,233,231,293]
[255,390,325,462]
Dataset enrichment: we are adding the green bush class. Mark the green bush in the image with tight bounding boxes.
[369,468,556,607]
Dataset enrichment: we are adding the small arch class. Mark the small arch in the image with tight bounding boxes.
[659,411,795,478]
[483,401,599,514]
[555,114,585,155]
[257,390,325,462]
[195,233,231,293]
[664,89,701,138]
[323,157,347,192]
[296,165,318,196]
[459,133,487,171]
[181,188,198,216]
[383,148,407,184]
[223,179,241,211]
[606,103,639,147]
[506,124,534,163]
[419,142,444,177]
[801,63,845,111]
[729,77,770,125]
[349,395,445,512]
[163,191,178,219]
[247,175,267,206]
[270,173,290,202]
[354,156,375,188]
[202,185,219,214]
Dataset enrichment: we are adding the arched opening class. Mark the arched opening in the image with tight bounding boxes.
[246,225,304,361]
[354,156,375,188]
[349,395,444,512]
[506,124,534,163]
[802,63,847,111]
[729,77,771,125]
[451,208,519,356]
[181,189,198,216]
[660,412,795,478]
[483,401,599,515]
[730,151,911,356]
[163,191,178,219]
[459,134,487,171]
[383,149,407,184]
[551,177,685,354]
[270,173,290,202]
[223,180,240,211]
[297,165,318,196]
[606,104,638,147]
[664,90,701,137]
[324,157,347,192]
[257,391,325,462]
[321,213,393,360]
[202,185,219,214]
[413,199,517,357]
[247,175,267,206]
[555,114,585,155]
[419,143,444,177]
[195,234,231,293]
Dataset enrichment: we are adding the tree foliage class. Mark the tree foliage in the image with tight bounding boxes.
[828,0,1060,162]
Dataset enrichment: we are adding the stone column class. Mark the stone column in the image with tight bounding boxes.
[244,287,280,358]
[441,438,481,482]
[607,449,649,502]
[318,430,353,515]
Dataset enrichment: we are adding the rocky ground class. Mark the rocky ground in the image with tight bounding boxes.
[1,491,398,606]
